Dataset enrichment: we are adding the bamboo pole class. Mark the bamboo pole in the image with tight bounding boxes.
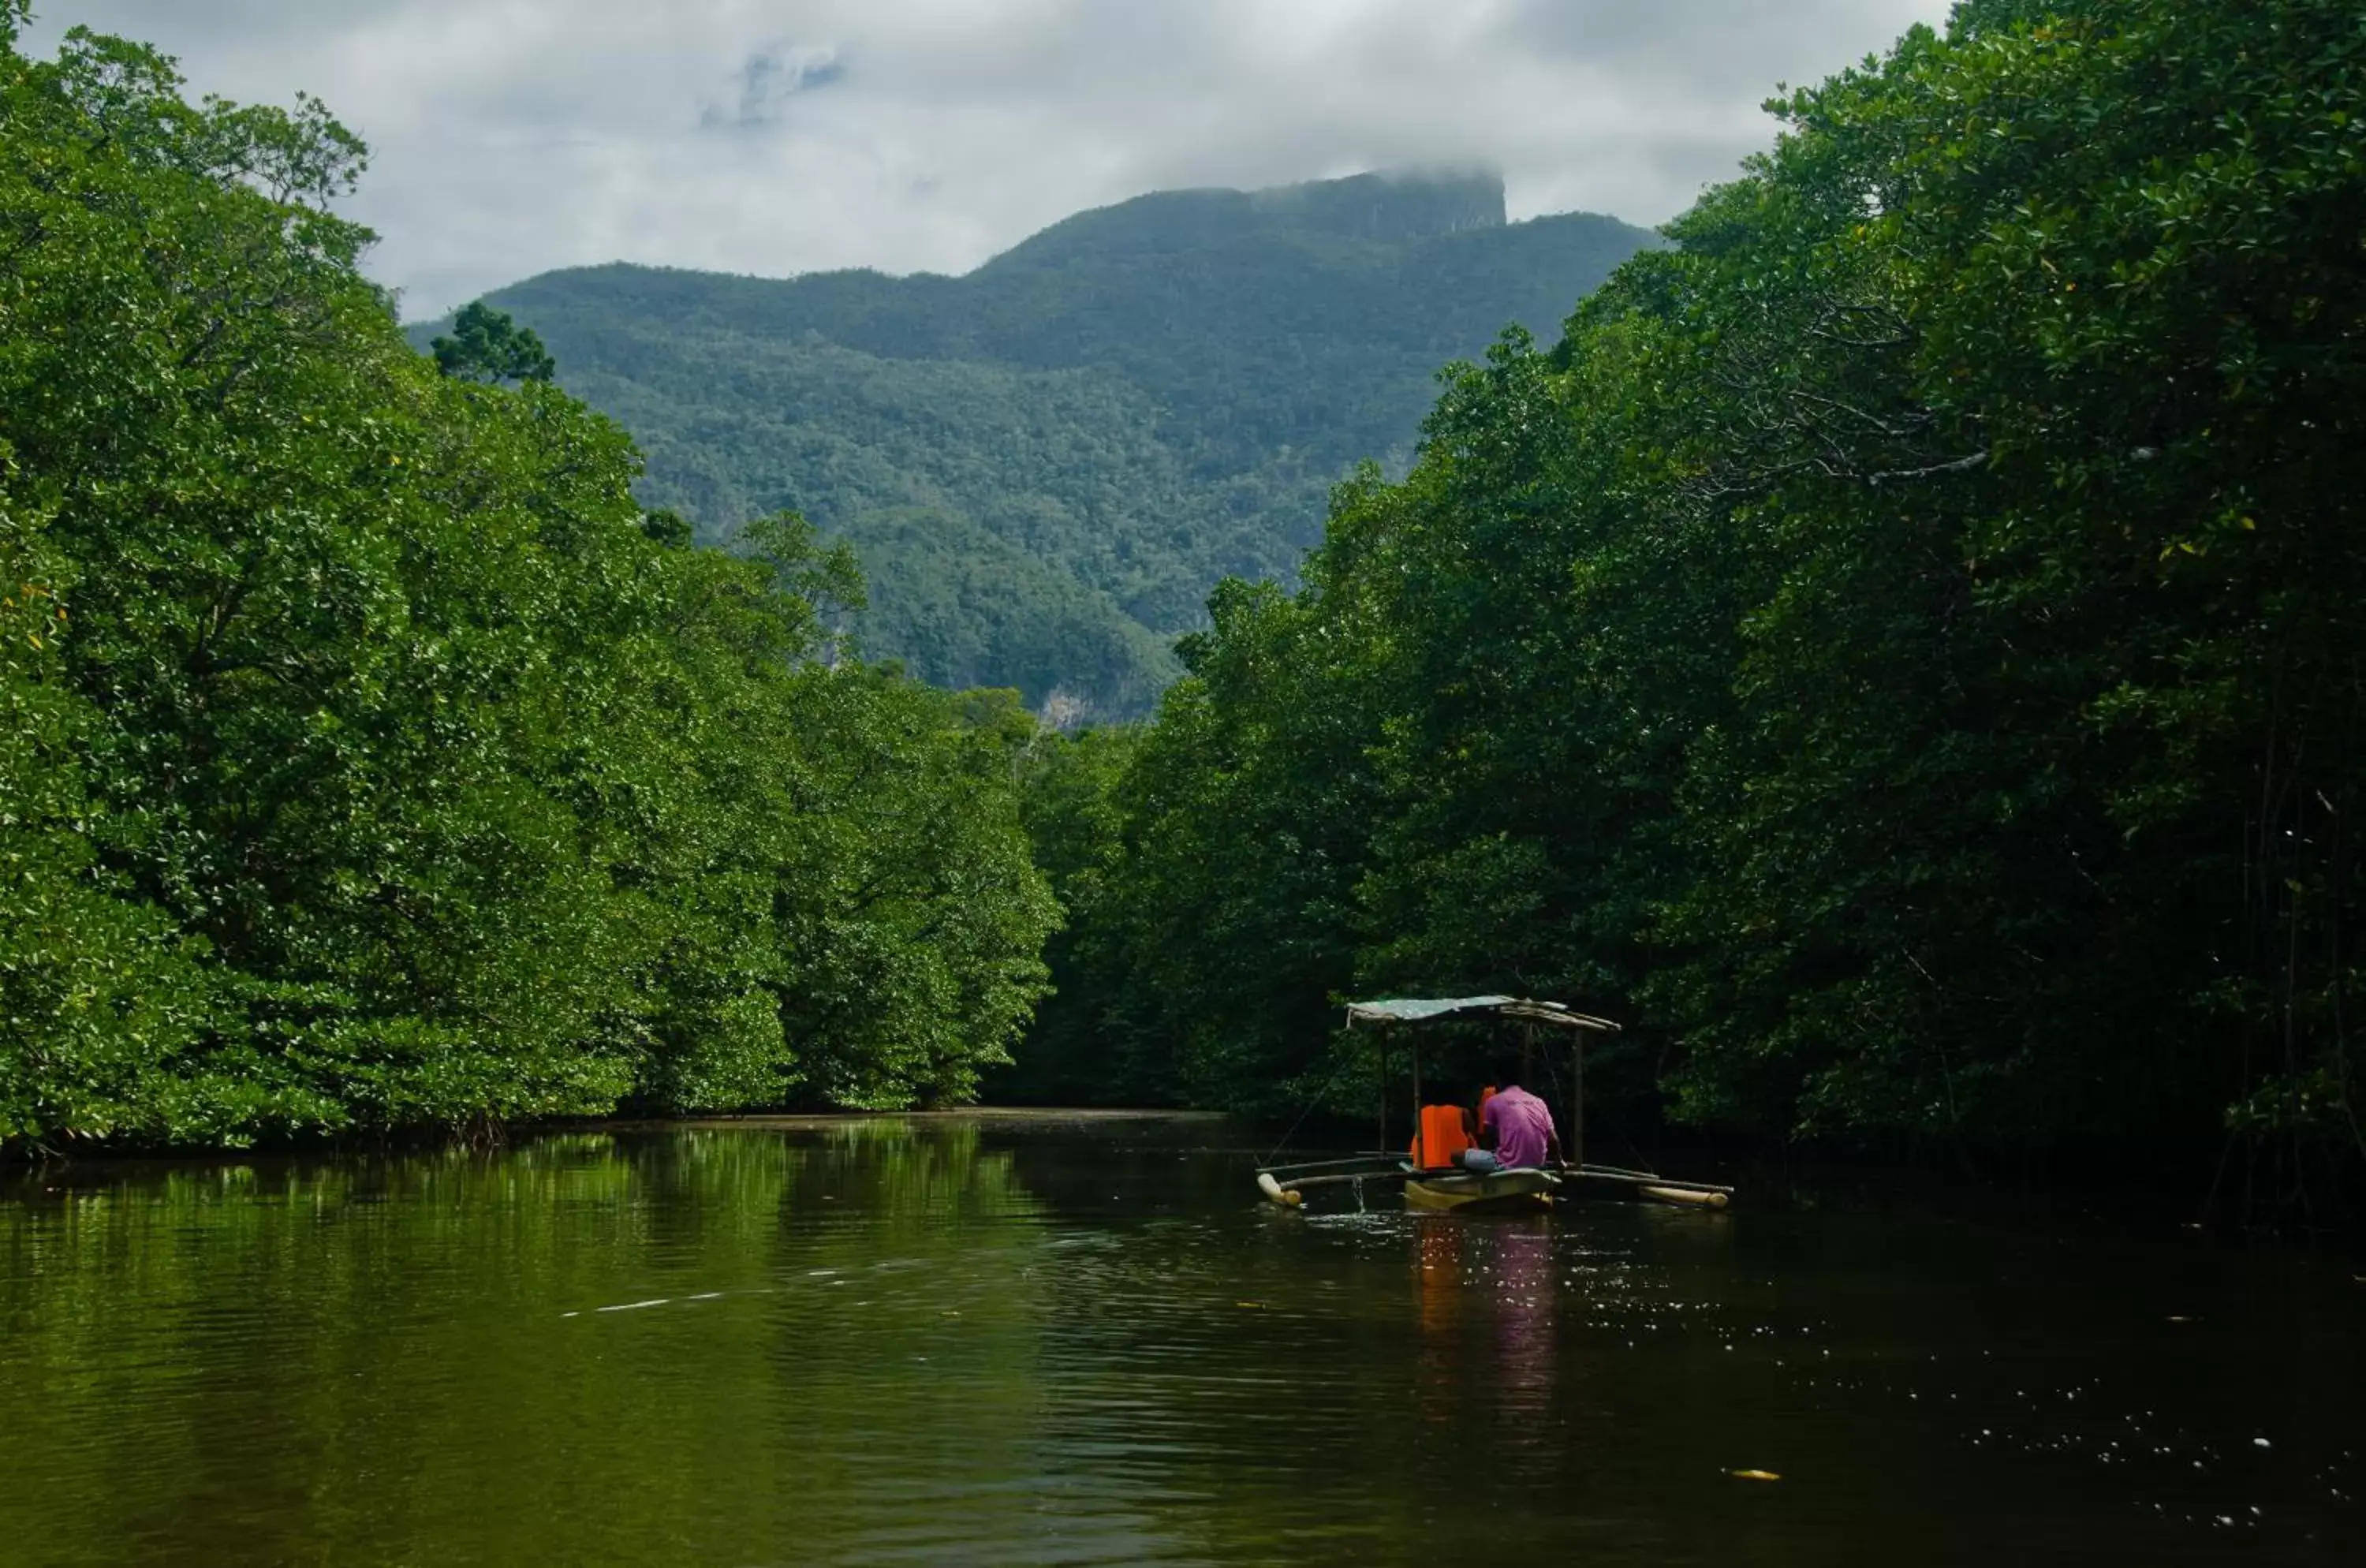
[1640,1184,1731,1209]
[1258,1170,1409,1192]
[1256,1173,1303,1207]
[1558,1164,1737,1197]
[1409,1037,1424,1163]
[1260,1155,1404,1177]
[1574,1161,1662,1182]
[1571,1032,1585,1171]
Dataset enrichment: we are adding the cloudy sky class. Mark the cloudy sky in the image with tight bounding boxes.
[25,1,1951,318]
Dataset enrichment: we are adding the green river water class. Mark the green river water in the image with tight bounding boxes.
[1,1114,2358,1566]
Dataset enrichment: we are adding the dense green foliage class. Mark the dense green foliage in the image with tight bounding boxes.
[1030,0,2366,1196]
[991,724,1148,1105]
[430,300,554,385]
[0,14,1056,1151]
[413,177,1658,716]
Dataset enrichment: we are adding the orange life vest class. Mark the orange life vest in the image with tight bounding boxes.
[1411,1103,1473,1169]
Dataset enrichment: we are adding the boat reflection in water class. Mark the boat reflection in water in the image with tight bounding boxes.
[1412,1218,1465,1432]
[1492,1223,1557,1438]
[1410,1213,1560,1465]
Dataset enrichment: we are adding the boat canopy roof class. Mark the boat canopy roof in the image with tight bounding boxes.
[1343,995,1620,1032]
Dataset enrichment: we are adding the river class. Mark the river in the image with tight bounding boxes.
[1,1114,2357,1565]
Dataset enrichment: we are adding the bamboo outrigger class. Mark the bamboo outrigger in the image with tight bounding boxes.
[1252,996,1734,1212]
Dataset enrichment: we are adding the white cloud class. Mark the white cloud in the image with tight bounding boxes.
[22,0,1952,316]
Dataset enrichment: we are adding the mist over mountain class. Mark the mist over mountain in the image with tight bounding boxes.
[420,171,1657,715]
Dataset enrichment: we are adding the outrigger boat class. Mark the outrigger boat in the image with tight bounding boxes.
[1252,995,1735,1213]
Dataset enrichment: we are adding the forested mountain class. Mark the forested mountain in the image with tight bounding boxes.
[413,175,1657,715]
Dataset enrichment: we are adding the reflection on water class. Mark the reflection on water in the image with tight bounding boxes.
[1491,1223,1555,1443]
[0,1117,2359,1566]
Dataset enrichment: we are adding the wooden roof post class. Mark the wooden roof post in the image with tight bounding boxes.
[1571,1032,1585,1171]
[1410,1037,1424,1165]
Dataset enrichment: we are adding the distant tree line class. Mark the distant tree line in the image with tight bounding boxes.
[0,13,1056,1151]
[1014,0,2366,1208]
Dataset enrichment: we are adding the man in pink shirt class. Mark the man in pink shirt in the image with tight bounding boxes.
[1477,1082,1563,1170]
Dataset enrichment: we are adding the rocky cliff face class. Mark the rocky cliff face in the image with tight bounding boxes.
[1246,169,1506,240]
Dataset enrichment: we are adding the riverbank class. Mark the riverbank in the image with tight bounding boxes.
[599,1107,1226,1131]
[15,1103,2360,1256]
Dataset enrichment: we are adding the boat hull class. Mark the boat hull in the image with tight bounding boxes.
[1402,1168,1558,1213]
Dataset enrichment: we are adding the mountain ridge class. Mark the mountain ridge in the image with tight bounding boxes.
[412,171,1659,715]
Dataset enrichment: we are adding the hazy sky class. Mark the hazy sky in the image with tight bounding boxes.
[25,1,1953,317]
